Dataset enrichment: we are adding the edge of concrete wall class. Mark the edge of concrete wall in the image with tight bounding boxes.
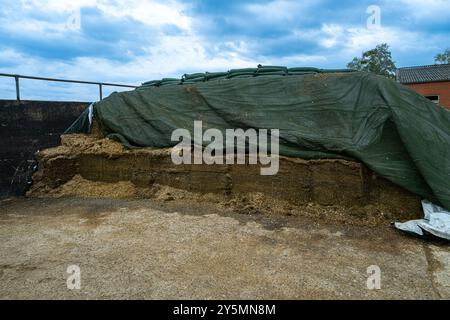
[0,100,89,198]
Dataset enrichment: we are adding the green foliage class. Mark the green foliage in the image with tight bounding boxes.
[347,43,396,78]
[434,49,450,64]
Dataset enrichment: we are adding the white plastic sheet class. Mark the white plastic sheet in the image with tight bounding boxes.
[395,200,450,240]
[88,103,94,125]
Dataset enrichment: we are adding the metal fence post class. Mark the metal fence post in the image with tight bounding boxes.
[99,83,103,100]
[14,75,20,101]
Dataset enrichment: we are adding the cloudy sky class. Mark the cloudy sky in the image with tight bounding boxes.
[0,0,449,100]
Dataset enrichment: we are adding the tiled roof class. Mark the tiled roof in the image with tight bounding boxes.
[397,64,450,84]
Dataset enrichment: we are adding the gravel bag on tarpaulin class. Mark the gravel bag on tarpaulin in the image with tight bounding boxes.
[67,68,450,212]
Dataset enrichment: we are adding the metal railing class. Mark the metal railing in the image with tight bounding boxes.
[0,72,138,101]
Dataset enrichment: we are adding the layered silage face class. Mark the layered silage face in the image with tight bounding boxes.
[28,133,422,225]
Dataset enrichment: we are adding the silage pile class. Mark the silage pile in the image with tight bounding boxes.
[27,134,419,227]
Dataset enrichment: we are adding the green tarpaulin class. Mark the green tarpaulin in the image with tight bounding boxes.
[66,67,450,210]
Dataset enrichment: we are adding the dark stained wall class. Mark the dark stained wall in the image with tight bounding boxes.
[0,100,89,198]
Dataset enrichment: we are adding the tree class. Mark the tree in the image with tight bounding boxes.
[434,49,450,64]
[347,43,396,78]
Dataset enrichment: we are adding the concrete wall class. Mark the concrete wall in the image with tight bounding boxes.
[407,81,450,109]
[0,100,89,198]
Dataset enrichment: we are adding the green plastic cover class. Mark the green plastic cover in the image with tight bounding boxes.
[73,68,450,209]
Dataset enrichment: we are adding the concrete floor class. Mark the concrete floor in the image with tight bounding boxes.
[0,197,448,299]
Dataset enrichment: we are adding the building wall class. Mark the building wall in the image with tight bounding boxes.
[0,100,89,198]
[406,81,450,109]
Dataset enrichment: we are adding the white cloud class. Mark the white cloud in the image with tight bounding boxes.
[316,22,445,58]
[9,0,193,35]
[97,0,193,31]
[245,0,310,22]
[319,24,344,49]
[0,33,259,99]
[396,0,450,21]
[0,48,24,61]
[275,54,327,65]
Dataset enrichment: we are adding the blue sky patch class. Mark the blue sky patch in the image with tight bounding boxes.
[0,0,448,100]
